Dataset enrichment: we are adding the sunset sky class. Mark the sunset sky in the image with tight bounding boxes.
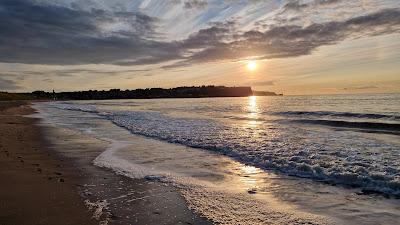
[0,0,399,95]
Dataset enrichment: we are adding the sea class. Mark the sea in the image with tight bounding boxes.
[33,93,400,225]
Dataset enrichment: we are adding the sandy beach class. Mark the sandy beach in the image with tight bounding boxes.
[0,101,211,225]
[0,101,96,225]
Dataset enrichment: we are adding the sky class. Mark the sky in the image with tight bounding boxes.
[0,0,399,95]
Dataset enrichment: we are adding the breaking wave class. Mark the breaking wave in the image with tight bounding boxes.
[276,111,400,121]
[49,102,400,197]
[293,119,400,132]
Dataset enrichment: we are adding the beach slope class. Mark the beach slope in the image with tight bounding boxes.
[0,101,96,225]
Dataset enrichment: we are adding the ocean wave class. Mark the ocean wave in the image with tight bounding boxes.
[48,102,400,197]
[51,102,98,113]
[276,111,400,121]
[92,139,332,225]
[103,111,400,197]
[293,119,400,132]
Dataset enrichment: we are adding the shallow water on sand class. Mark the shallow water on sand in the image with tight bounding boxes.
[33,94,400,224]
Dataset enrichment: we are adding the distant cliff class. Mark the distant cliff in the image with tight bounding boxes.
[252,91,281,96]
[1,86,283,101]
[1,86,255,100]
[61,86,253,100]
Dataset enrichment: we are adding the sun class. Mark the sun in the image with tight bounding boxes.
[247,61,257,71]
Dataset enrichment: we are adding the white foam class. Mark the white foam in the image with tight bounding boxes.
[35,101,400,196]
[93,140,158,179]
[32,100,400,224]
[182,187,331,225]
[92,137,333,225]
[84,199,110,225]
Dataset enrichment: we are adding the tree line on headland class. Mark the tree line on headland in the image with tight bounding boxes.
[0,86,280,101]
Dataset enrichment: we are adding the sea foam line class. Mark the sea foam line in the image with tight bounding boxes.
[92,137,332,225]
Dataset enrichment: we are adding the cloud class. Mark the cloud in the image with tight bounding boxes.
[181,21,236,49]
[283,0,342,11]
[341,85,378,90]
[42,78,54,83]
[4,68,151,78]
[166,0,208,10]
[0,77,20,90]
[251,80,275,86]
[0,0,181,65]
[175,8,400,65]
[0,0,399,69]
[183,0,208,9]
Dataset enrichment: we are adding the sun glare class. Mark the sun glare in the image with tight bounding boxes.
[247,61,257,71]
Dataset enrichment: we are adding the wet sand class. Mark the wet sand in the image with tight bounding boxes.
[0,101,211,225]
[0,101,96,225]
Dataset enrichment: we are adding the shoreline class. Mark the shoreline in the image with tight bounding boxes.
[0,101,212,225]
[0,101,96,225]
[37,122,213,225]
[32,101,334,225]
[5,100,399,225]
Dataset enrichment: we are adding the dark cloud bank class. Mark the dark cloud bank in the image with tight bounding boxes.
[0,0,399,67]
[0,0,180,65]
